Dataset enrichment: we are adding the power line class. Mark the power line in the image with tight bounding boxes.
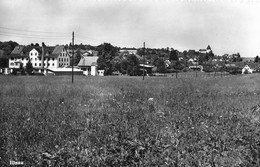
[0,30,68,38]
[0,31,69,39]
[0,26,70,35]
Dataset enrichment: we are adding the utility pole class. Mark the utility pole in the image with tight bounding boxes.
[41,42,44,69]
[72,32,74,83]
[143,42,145,80]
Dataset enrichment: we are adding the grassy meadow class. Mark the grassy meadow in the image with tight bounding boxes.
[1,74,260,166]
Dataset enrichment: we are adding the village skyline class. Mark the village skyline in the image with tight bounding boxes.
[1,0,260,57]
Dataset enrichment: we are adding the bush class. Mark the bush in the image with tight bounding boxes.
[12,69,17,75]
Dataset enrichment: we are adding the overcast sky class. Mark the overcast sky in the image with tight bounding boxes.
[0,0,260,57]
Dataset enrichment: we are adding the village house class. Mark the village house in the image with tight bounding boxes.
[77,52,99,76]
[8,45,70,74]
[119,48,138,55]
[199,45,212,54]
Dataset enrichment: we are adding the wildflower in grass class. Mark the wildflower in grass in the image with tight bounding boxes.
[148,98,154,104]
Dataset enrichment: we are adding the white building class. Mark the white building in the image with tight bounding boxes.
[199,45,212,54]
[9,45,70,73]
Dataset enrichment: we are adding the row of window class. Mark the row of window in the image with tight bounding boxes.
[59,63,69,67]
[59,57,69,62]
[10,57,56,61]
[34,58,55,61]
[9,62,55,67]
[10,58,29,61]
[35,63,55,67]
[61,52,68,57]
[30,52,38,56]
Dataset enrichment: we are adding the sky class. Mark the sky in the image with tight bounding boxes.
[0,0,260,57]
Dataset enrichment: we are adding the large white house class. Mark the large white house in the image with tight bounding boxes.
[9,45,70,73]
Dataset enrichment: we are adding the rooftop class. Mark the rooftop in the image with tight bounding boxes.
[78,56,99,67]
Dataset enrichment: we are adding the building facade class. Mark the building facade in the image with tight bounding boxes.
[9,45,70,72]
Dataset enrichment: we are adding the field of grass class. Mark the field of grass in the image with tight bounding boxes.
[1,74,260,166]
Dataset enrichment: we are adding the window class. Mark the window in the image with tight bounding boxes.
[35,58,37,61]
[21,58,24,61]
[35,52,37,56]
[39,63,41,66]
[31,53,33,56]
[11,58,14,60]
[44,63,45,66]
[10,63,14,66]
[48,63,50,66]
[61,58,63,61]
[52,58,54,61]
[31,58,32,61]
[35,63,37,66]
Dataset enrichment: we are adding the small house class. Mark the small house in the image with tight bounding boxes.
[242,65,253,74]
[77,55,99,76]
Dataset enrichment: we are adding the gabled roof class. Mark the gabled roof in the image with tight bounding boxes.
[10,46,25,57]
[11,46,24,54]
[78,56,99,67]
[10,45,66,59]
[10,46,42,58]
[52,45,64,56]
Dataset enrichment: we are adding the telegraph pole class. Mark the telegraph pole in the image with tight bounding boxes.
[143,42,145,80]
[72,32,74,83]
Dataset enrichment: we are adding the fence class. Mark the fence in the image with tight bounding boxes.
[154,71,237,79]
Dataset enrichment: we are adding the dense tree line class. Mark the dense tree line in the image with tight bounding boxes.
[0,41,19,67]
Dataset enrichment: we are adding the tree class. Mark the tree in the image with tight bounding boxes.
[155,58,166,73]
[125,54,140,76]
[255,56,259,63]
[0,40,18,56]
[26,61,33,74]
[97,43,119,75]
[19,63,26,75]
[70,49,81,66]
[169,49,178,61]
[236,53,242,62]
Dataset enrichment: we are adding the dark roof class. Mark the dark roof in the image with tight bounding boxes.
[120,47,137,50]
[10,46,42,58]
[10,45,64,59]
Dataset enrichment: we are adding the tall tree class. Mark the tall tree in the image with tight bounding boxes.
[26,61,33,74]
[169,49,178,61]
[0,41,19,67]
[155,58,166,73]
[125,54,140,76]
[255,56,259,63]
[97,43,119,75]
